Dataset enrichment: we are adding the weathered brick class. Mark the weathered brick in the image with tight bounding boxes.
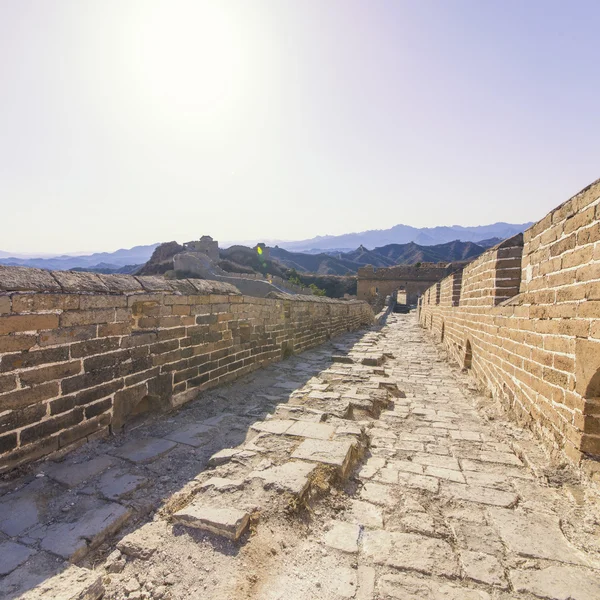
[61,368,116,395]
[11,294,79,312]
[19,361,82,386]
[1,347,70,372]
[0,382,60,410]
[20,408,84,445]
[79,295,127,309]
[60,309,115,327]
[0,334,37,353]
[0,432,18,454]
[0,373,17,393]
[0,296,11,314]
[58,414,110,449]
[0,314,59,335]
[0,403,48,431]
[70,337,120,358]
[38,325,97,347]
[84,398,112,419]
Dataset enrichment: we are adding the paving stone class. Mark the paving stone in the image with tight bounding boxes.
[425,466,465,483]
[109,437,177,464]
[460,550,508,588]
[39,501,131,561]
[250,419,295,435]
[345,499,384,528]
[463,471,511,490]
[412,453,460,470]
[0,541,35,576]
[379,573,491,599]
[323,521,360,553]
[199,477,245,491]
[208,447,257,466]
[163,423,213,447]
[357,565,375,600]
[389,459,424,474]
[329,566,358,598]
[97,469,148,500]
[442,483,518,507]
[449,521,505,555]
[362,529,459,577]
[450,430,482,441]
[44,455,116,487]
[360,482,397,506]
[0,479,49,536]
[173,502,250,541]
[510,564,600,600]
[291,438,355,475]
[488,508,591,565]
[398,512,438,537]
[285,420,335,440]
[248,461,317,496]
[398,472,440,493]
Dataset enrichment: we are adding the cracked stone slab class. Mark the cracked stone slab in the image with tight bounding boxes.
[39,501,131,561]
[250,419,295,435]
[362,529,459,577]
[199,477,245,492]
[345,500,383,528]
[208,448,257,466]
[163,423,213,447]
[460,550,508,588]
[322,521,360,553]
[359,482,397,506]
[44,455,116,487]
[488,508,591,565]
[0,479,47,536]
[247,461,317,496]
[173,503,250,541]
[379,573,491,599]
[442,483,518,507]
[285,420,335,440]
[510,564,600,600]
[108,437,177,464]
[0,541,35,576]
[291,438,355,475]
[96,469,148,500]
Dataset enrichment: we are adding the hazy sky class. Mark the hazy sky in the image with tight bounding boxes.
[1,1,599,253]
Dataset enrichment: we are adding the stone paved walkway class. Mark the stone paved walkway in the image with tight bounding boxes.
[1,313,600,599]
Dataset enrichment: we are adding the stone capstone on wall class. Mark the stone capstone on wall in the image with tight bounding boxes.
[0,267,374,473]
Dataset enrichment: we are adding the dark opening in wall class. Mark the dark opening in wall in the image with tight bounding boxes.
[440,321,445,342]
[464,340,473,369]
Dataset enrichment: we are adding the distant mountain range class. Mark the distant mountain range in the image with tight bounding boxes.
[269,239,488,275]
[275,222,531,252]
[0,244,159,271]
[0,221,530,272]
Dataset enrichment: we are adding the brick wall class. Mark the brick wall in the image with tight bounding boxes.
[419,178,600,468]
[0,269,373,473]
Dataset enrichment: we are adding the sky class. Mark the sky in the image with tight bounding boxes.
[1,1,599,254]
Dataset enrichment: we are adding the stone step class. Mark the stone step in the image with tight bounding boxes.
[172,503,250,541]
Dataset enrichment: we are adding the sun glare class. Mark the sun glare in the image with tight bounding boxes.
[127,1,248,127]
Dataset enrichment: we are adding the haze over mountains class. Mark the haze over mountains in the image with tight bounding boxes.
[274,222,532,253]
[0,221,530,272]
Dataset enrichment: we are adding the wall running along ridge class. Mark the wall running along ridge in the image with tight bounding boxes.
[419,178,600,473]
[0,268,373,473]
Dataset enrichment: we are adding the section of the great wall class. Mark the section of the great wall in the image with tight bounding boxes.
[0,270,373,473]
[419,178,600,478]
